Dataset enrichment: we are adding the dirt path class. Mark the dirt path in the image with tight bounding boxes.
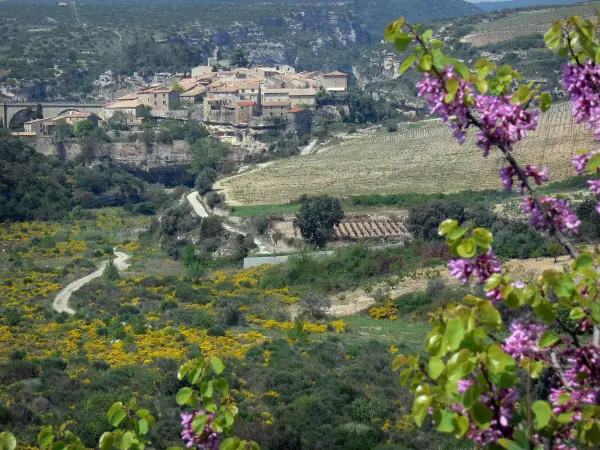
[187,191,273,254]
[52,251,130,315]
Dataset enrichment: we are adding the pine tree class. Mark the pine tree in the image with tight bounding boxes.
[103,258,120,282]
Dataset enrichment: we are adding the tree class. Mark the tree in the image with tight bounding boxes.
[108,110,132,131]
[172,81,185,94]
[102,258,120,281]
[73,119,94,137]
[299,289,331,319]
[406,202,465,241]
[54,120,73,141]
[188,137,229,175]
[230,49,249,68]
[295,196,344,247]
[195,167,217,195]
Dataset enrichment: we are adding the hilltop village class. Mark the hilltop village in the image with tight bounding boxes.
[17,49,349,146]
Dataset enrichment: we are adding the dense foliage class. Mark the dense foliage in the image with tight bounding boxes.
[294,196,344,247]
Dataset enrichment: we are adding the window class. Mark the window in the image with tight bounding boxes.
[154,94,157,98]
[163,100,166,106]
[163,94,166,98]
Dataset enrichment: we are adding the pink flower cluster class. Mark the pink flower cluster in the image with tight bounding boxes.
[520,196,581,234]
[502,321,548,361]
[181,411,222,450]
[417,67,538,156]
[448,248,502,285]
[499,164,549,192]
[450,382,519,446]
[563,62,600,140]
[475,95,539,156]
[572,150,600,213]
[417,67,471,144]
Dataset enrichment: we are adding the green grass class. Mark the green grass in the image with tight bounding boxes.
[342,314,430,352]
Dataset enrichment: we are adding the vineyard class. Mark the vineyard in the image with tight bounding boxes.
[462,2,600,47]
[333,219,410,240]
[217,103,597,206]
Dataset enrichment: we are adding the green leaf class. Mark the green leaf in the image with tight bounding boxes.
[435,410,454,433]
[107,403,124,422]
[422,29,433,43]
[224,411,235,426]
[394,32,412,52]
[99,433,114,450]
[477,301,502,328]
[446,226,467,242]
[50,443,66,450]
[393,354,409,371]
[219,438,240,450]
[445,79,459,95]
[544,28,561,49]
[452,60,470,79]
[511,85,531,104]
[176,387,193,405]
[192,415,208,433]
[399,367,412,385]
[474,79,488,94]
[427,358,444,380]
[538,330,560,348]
[203,381,214,399]
[110,409,127,427]
[461,383,480,410]
[471,402,493,428]
[588,153,600,174]
[444,318,465,351]
[210,357,225,375]
[2,433,16,450]
[412,395,432,427]
[497,439,526,450]
[37,430,53,450]
[534,301,556,324]
[532,401,552,429]
[454,415,469,438]
[136,409,150,419]
[419,54,432,71]
[540,93,552,112]
[214,378,229,396]
[570,306,586,321]
[399,55,416,75]
[457,238,476,258]
[137,418,149,435]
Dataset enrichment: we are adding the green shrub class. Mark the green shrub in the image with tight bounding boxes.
[207,326,226,337]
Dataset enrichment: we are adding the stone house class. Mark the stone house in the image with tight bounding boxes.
[262,88,291,104]
[57,111,99,128]
[180,85,207,104]
[137,86,180,114]
[262,101,290,118]
[322,71,348,92]
[289,89,316,108]
[235,101,256,124]
[102,97,145,123]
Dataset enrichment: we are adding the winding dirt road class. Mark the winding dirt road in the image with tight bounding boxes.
[52,251,130,315]
[187,191,273,254]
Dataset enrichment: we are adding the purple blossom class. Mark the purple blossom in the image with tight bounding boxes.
[181,410,222,450]
[417,66,472,144]
[520,196,581,234]
[475,95,538,156]
[502,321,548,361]
[499,164,549,192]
[572,150,599,175]
[563,62,600,140]
[448,248,502,285]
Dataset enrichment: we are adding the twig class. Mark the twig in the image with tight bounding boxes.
[551,352,574,392]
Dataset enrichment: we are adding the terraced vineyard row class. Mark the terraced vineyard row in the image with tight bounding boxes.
[333,220,410,240]
[462,2,599,47]
[217,103,597,206]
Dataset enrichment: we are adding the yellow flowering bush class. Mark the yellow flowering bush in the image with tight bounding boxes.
[369,300,398,320]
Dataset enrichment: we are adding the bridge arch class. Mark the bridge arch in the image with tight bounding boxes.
[8,106,41,130]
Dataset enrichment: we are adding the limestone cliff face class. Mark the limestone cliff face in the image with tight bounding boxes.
[35,138,193,170]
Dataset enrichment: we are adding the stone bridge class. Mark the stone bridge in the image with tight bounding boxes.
[1,102,105,129]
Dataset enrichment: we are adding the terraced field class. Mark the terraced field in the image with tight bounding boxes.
[217,103,597,205]
[334,219,410,240]
[461,2,600,47]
